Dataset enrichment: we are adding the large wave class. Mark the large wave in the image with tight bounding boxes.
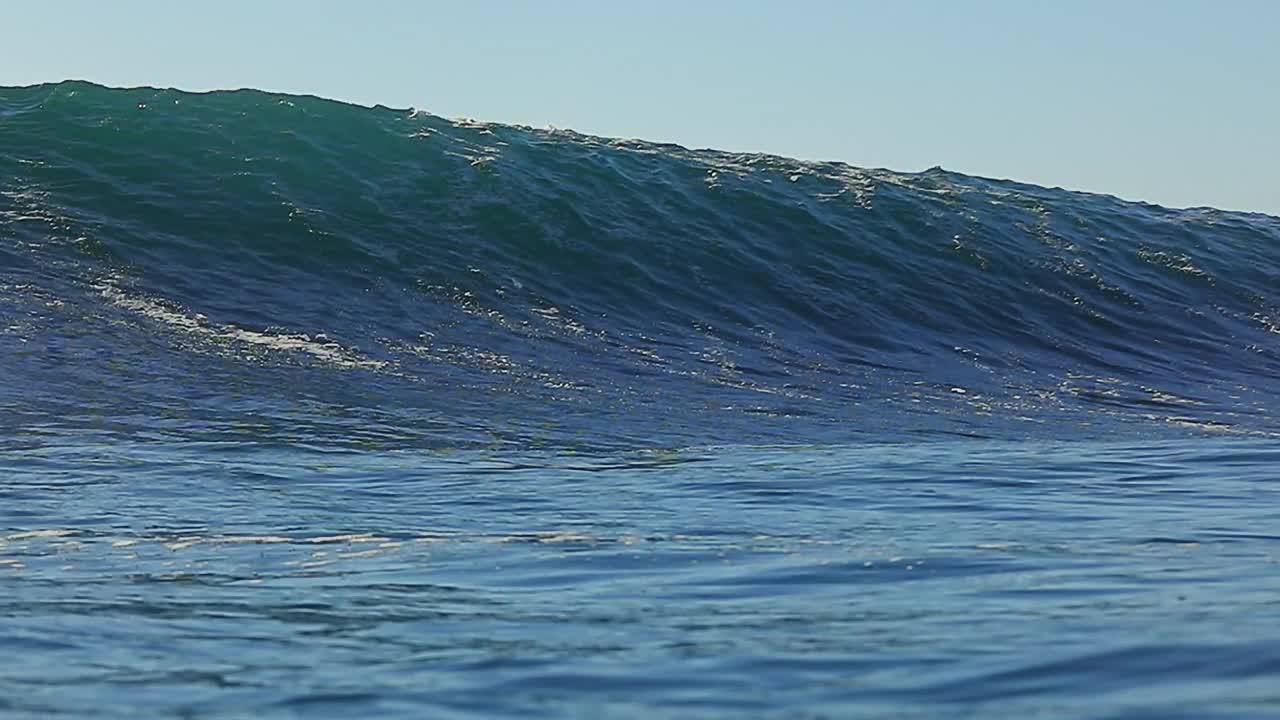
[3,81,1278,448]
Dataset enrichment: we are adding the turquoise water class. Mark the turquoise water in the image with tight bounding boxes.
[2,82,1279,717]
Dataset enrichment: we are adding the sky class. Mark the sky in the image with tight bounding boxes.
[3,0,1278,215]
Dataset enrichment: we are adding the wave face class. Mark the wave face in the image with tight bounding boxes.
[3,81,1279,448]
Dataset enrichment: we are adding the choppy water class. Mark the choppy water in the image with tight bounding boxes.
[2,82,1279,718]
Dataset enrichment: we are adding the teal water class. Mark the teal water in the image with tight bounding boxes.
[2,82,1279,717]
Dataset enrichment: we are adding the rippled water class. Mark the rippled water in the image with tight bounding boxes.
[4,437,1280,718]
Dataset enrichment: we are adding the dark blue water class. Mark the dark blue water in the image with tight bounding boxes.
[2,82,1279,718]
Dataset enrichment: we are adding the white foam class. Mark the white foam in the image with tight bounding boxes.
[4,529,77,541]
[95,281,386,370]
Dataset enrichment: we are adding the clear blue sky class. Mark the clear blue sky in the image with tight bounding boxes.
[4,0,1278,215]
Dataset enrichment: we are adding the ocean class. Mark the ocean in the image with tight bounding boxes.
[2,81,1279,718]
